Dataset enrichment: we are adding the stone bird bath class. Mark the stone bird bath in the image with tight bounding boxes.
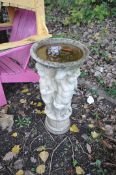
[31,38,89,134]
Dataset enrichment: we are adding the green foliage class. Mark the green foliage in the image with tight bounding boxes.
[45,0,116,25]
[72,159,79,167]
[93,112,100,120]
[15,116,32,128]
[70,0,110,25]
[96,77,116,98]
[105,83,116,98]
[80,71,88,78]
[95,159,102,168]
[95,159,108,175]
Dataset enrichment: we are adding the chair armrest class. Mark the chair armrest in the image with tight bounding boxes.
[0,34,52,51]
[0,44,32,57]
[0,22,12,31]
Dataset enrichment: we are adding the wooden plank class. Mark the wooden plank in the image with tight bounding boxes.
[0,22,12,27]
[7,7,15,24]
[0,63,7,73]
[1,57,22,72]
[35,0,49,36]
[0,34,51,51]
[0,58,13,73]
[1,0,35,10]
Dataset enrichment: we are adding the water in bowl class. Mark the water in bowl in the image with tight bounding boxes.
[37,44,83,63]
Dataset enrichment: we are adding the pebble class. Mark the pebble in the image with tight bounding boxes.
[87,96,94,104]
[0,164,3,170]
[30,157,37,163]
[105,125,113,136]
[14,159,23,170]
[94,71,102,77]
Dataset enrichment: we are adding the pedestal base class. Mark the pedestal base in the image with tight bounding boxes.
[45,117,70,135]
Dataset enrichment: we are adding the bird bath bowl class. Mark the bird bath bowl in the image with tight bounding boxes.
[30,38,89,135]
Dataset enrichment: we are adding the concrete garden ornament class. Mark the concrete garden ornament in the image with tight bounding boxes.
[31,38,89,134]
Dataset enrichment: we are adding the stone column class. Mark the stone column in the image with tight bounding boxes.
[30,38,89,135]
[36,63,80,134]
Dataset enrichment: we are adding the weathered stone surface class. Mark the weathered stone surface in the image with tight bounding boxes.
[31,38,89,134]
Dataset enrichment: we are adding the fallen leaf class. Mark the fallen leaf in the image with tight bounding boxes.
[41,110,45,114]
[11,132,18,137]
[39,151,49,163]
[21,89,29,93]
[37,146,46,152]
[35,109,45,115]
[14,159,23,170]
[0,114,14,132]
[70,124,79,133]
[37,102,42,107]
[91,131,99,139]
[76,166,85,175]
[0,105,9,113]
[36,165,45,174]
[27,93,31,95]
[20,99,27,104]
[30,101,34,105]
[34,102,37,106]
[88,124,95,129]
[86,144,92,154]
[104,125,113,136]
[16,170,24,175]
[3,151,17,161]
[25,170,34,175]
[101,140,112,149]
[11,145,21,154]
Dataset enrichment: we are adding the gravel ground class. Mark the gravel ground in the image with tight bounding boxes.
[0,8,116,175]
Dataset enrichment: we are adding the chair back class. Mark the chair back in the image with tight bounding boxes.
[9,8,37,69]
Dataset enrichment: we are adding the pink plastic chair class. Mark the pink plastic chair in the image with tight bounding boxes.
[0,9,40,106]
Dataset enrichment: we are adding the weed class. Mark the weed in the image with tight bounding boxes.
[95,159,108,175]
[105,83,116,98]
[15,116,32,128]
[80,71,88,78]
[89,88,99,96]
[93,112,100,120]
[96,77,105,86]
[72,159,79,167]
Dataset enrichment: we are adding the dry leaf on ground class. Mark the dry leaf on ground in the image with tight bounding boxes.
[0,114,14,132]
[20,99,27,104]
[91,131,99,139]
[36,165,45,174]
[16,170,24,175]
[101,140,112,149]
[104,125,113,136]
[37,146,46,152]
[37,102,43,107]
[86,143,92,154]
[88,124,95,128]
[39,151,49,163]
[11,145,21,154]
[3,151,17,161]
[21,89,29,93]
[70,124,79,133]
[76,166,85,174]
[11,132,18,137]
